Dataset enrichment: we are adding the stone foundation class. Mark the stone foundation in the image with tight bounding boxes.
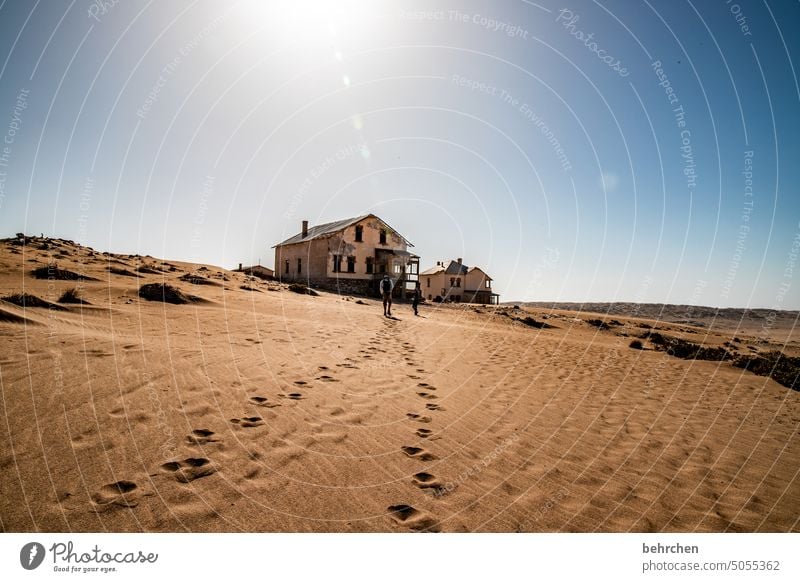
[305,277,412,300]
[316,277,377,297]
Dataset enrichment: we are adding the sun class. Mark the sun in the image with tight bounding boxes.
[233,0,378,49]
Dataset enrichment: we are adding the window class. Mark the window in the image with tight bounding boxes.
[355,225,363,242]
[347,256,355,273]
[284,260,289,275]
[456,278,461,288]
[450,277,455,287]
[427,278,430,288]
[394,263,401,274]
[332,255,342,272]
[366,257,374,274]
[485,280,491,288]
[297,258,302,274]
[379,229,387,245]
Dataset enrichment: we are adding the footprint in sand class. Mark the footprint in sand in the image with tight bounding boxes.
[401,445,437,461]
[244,466,262,480]
[417,383,435,390]
[293,380,308,386]
[411,471,445,492]
[406,413,432,423]
[417,392,437,400]
[279,392,305,400]
[248,396,281,408]
[387,504,440,532]
[91,480,140,508]
[415,428,433,438]
[316,375,339,382]
[230,416,265,428]
[186,428,220,445]
[160,458,216,482]
[425,403,443,411]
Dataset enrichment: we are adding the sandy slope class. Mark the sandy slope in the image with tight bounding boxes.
[0,237,798,532]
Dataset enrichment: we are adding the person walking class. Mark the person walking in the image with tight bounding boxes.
[412,281,421,316]
[380,274,393,317]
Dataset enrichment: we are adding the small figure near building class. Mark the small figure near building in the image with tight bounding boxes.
[381,274,393,317]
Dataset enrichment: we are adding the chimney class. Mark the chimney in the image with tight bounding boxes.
[302,220,308,238]
[238,263,242,271]
[457,258,462,264]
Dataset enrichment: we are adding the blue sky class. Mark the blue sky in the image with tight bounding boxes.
[0,0,798,308]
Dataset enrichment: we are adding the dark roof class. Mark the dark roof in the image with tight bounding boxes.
[444,260,468,275]
[273,215,368,247]
[421,260,470,275]
[273,214,413,247]
[237,265,273,274]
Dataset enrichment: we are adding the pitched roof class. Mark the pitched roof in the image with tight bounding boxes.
[273,215,367,247]
[238,265,274,274]
[444,260,468,275]
[467,266,492,280]
[421,260,469,275]
[420,265,444,276]
[422,261,494,278]
[273,214,413,247]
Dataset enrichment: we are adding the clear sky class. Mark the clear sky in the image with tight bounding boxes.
[0,0,798,309]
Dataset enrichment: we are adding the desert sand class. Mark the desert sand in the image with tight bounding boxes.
[1,236,798,532]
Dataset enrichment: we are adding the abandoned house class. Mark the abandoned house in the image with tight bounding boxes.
[273,214,420,297]
[420,259,499,304]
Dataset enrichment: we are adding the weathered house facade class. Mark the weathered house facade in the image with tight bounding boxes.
[420,259,499,304]
[273,214,419,297]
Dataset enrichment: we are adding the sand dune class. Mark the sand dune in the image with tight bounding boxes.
[0,237,797,532]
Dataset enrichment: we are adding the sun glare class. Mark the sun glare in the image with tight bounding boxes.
[235,0,378,49]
